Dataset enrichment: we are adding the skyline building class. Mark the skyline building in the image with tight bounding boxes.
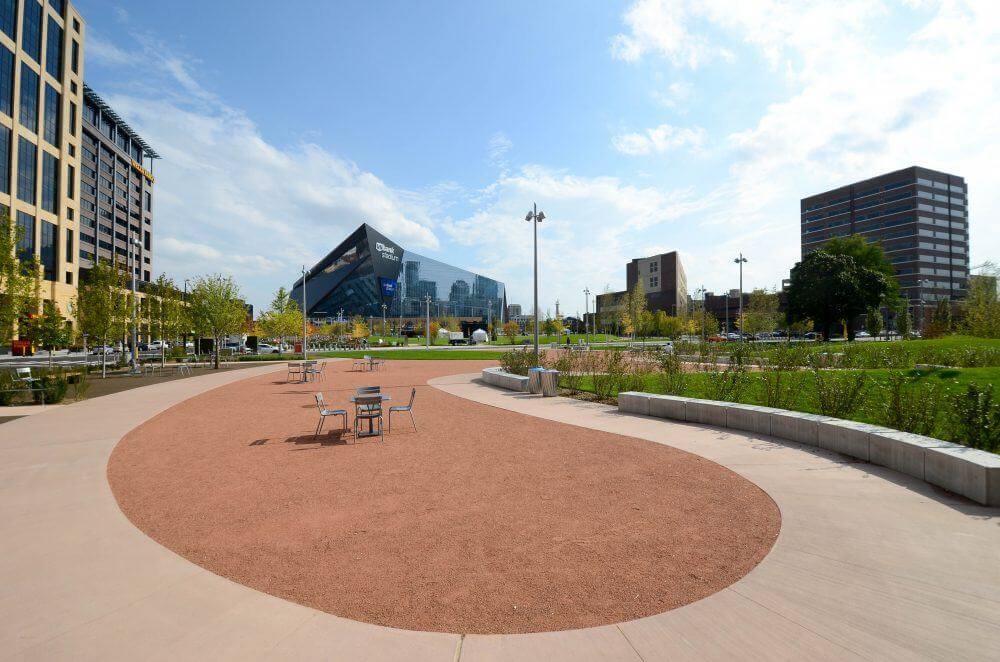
[801,166,969,304]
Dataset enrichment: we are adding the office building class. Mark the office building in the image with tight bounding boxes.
[1,0,86,322]
[79,84,157,284]
[801,166,969,303]
[595,251,688,328]
[291,223,506,326]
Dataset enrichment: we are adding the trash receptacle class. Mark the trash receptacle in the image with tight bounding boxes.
[540,369,559,397]
[528,367,545,394]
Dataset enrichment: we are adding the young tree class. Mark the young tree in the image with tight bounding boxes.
[823,235,900,307]
[737,289,781,337]
[624,281,648,340]
[75,261,130,378]
[865,306,884,338]
[187,274,247,369]
[896,302,912,339]
[27,300,71,366]
[541,316,557,336]
[657,314,686,339]
[786,251,889,340]
[502,320,520,344]
[146,274,185,366]
[0,209,40,345]
[963,272,1000,338]
[924,299,953,338]
[258,287,303,351]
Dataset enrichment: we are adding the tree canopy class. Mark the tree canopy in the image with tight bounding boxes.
[0,209,40,344]
[822,235,899,306]
[187,274,247,368]
[787,250,889,340]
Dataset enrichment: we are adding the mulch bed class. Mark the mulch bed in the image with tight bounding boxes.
[108,359,780,634]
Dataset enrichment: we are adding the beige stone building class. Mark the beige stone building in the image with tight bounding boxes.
[1,0,85,328]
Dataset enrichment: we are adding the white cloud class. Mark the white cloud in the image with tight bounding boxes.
[652,80,693,108]
[611,0,733,67]
[441,165,720,316]
[487,132,513,166]
[611,0,1000,293]
[87,38,442,309]
[612,123,706,156]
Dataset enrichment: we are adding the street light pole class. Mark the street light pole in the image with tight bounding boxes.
[734,253,747,339]
[424,295,431,348]
[583,286,591,345]
[301,265,308,361]
[696,285,707,343]
[129,234,140,373]
[525,203,545,363]
[382,303,387,339]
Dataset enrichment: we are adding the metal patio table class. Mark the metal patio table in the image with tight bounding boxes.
[348,393,391,437]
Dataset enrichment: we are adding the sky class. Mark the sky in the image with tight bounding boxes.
[76,0,999,317]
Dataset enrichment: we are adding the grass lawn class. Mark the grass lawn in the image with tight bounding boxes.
[316,349,506,361]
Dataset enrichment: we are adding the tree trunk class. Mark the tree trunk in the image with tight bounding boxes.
[101,338,107,378]
[214,335,220,369]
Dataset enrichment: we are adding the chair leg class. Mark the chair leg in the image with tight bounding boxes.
[409,410,416,432]
[388,410,392,432]
[315,416,324,437]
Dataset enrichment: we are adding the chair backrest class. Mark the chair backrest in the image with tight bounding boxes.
[314,393,325,410]
[357,386,380,395]
[354,395,382,412]
[16,367,30,379]
[406,387,416,408]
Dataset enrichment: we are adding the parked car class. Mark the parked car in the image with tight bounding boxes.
[726,332,741,341]
[855,331,871,339]
[147,340,171,351]
[804,332,820,340]
[90,345,118,355]
[256,343,281,354]
[708,334,727,342]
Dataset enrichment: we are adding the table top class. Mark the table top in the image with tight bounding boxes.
[348,394,391,402]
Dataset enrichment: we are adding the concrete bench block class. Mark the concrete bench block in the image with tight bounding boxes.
[769,411,831,447]
[868,430,959,480]
[726,404,783,437]
[816,419,882,461]
[925,446,1000,506]
[618,392,651,416]
[648,395,691,421]
[685,399,729,428]
[482,368,528,392]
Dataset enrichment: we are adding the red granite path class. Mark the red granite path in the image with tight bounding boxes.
[108,359,780,634]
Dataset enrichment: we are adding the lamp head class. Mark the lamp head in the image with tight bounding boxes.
[525,212,533,222]
[536,211,545,222]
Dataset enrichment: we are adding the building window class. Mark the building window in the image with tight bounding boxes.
[143,230,150,250]
[43,84,59,147]
[22,1,43,63]
[0,0,15,41]
[50,0,66,15]
[16,211,34,262]
[65,270,72,284]
[19,63,39,132]
[0,124,9,195]
[45,17,62,79]
[71,39,79,75]
[0,44,12,117]
[66,163,74,198]
[65,227,72,263]
[41,151,58,213]
[68,100,76,136]
[649,276,658,288]
[40,219,55,280]
[17,137,36,204]
[649,261,658,273]
[144,190,151,211]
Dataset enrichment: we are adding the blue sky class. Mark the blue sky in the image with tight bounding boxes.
[76,0,999,316]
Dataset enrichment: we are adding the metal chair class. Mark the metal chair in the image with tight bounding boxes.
[388,388,417,432]
[353,394,384,441]
[287,362,303,383]
[314,393,347,436]
[304,361,323,382]
[14,367,33,387]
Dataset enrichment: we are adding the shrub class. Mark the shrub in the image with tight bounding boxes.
[948,384,1000,452]
[499,347,540,376]
[655,350,686,395]
[70,370,91,401]
[33,369,69,404]
[592,349,634,400]
[811,368,868,418]
[868,371,943,436]
[0,370,17,406]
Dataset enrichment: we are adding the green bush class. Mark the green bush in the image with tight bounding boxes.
[499,347,540,376]
[0,370,17,406]
[812,368,868,418]
[868,371,943,436]
[948,384,1000,452]
[655,351,686,395]
[33,370,69,404]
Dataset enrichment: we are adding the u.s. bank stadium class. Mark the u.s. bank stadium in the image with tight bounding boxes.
[290,223,507,328]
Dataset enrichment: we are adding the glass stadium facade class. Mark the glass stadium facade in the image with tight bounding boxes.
[290,224,506,324]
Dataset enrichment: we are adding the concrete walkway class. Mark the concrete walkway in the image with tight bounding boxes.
[0,364,997,661]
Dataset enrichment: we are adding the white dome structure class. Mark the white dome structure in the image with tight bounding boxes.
[436,327,451,339]
[471,328,489,344]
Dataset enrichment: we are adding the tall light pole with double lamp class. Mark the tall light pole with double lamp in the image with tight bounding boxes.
[129,234,141,373]
[301,265,309,361]
[734,253,747,338]
[583,286,591,345]
[525,203,545,363]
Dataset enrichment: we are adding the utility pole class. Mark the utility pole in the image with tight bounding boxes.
[734,253,747,339]
[724,293,729,335]
[525,203,545,363]
[301,265,308,360]
[487,299,492,339]
[697,285,707,343]
[381,303,387,339]
[583,286,591,345]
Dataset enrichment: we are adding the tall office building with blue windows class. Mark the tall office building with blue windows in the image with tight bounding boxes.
[291,223,507,327]
[0,0,85,325]
[801,166,970,304]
